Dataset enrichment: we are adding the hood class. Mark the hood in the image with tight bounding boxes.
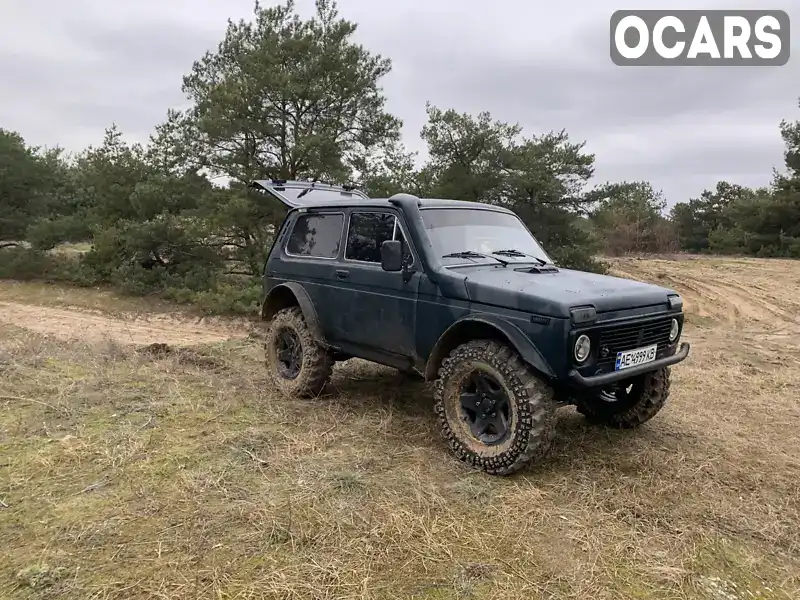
[461,266,677,318]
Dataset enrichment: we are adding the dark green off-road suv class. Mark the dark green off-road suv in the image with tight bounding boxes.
[252,179,691,475]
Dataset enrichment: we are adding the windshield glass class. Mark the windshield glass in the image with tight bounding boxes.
[420,208,552,264]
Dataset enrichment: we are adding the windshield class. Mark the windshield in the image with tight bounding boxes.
[420,208,552,265]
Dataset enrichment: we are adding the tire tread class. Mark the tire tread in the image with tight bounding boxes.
[265,307,333,398]
[433,339,557,476]
[576,367,671,428]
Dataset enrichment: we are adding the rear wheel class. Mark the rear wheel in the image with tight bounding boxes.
[265,307,333,398]
[433,339,557,476]
[574,367,671,428]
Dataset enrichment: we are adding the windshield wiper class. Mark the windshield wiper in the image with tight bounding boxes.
[490,249,549,266]
[442,250,509,267]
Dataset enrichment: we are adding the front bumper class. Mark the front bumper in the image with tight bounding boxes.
[567,342,690,388]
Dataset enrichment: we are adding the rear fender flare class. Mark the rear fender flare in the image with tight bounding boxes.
[262,282,326,345]
[425,314,554,381]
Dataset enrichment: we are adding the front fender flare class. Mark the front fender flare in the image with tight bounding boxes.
[424,313,555,381]
[262,282,326,345]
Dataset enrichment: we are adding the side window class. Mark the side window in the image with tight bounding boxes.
[285,213,344,258]
[346,212,414,265]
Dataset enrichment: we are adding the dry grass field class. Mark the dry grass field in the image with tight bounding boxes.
[1,255,799,600]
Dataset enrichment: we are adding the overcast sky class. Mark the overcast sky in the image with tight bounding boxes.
[1,0,797,206]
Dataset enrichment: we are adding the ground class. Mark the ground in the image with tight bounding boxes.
[1,255,799,600]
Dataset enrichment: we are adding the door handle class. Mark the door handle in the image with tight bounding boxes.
[335,269,349,279]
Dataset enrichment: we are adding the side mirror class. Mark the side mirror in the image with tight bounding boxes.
[380,240,403,272]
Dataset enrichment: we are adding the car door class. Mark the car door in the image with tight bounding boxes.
[331,209,421,358]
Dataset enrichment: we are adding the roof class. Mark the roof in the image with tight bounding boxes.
[412,198,512,211]
[288,197,512,212]
[248,178,513,213]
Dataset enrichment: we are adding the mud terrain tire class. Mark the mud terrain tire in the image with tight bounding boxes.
[575,367,671,428]
[265,307,333,398]
[434,339,557,476]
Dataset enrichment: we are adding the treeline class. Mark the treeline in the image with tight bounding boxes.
[1,0,799,315]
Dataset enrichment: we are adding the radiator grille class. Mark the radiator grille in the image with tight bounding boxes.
[596,317,673,367]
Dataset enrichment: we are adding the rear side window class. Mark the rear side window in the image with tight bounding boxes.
[285,213,344,258]
[345,211,413,265]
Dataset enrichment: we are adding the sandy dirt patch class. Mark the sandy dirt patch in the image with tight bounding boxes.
[0,301,240,346]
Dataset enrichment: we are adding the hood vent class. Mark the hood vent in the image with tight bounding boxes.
[514,265,559,274]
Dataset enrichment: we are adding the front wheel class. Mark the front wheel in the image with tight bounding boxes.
[433,339,557,476]
[264,307,334,398]
[574,367,671,428]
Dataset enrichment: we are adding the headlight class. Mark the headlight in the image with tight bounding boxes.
[574,334,591,363]
[669,318,680,342]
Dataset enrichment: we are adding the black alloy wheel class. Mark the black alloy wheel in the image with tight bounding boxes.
[459,371,511,445]
[433,339,558,476]
[275,328,302,379]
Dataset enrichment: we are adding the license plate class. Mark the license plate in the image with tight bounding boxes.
[615,344,657,371]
